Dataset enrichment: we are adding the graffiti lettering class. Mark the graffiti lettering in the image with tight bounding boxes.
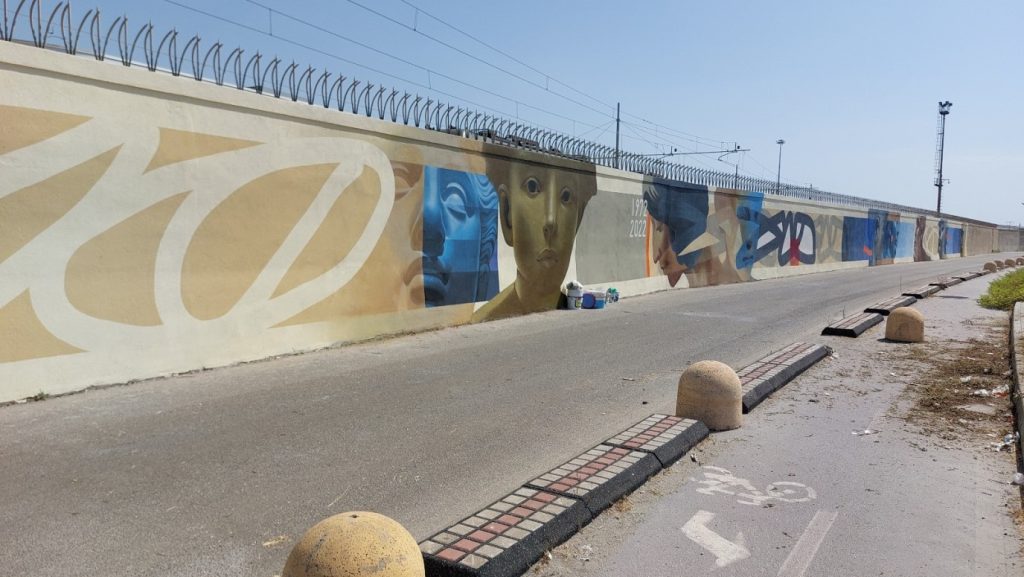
[754,211,816,266]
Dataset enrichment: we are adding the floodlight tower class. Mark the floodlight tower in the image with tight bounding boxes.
[934,101,952,214]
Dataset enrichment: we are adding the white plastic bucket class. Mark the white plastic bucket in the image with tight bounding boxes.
[566,288,584,310]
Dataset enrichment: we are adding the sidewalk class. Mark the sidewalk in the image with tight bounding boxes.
[530,271,1023,577]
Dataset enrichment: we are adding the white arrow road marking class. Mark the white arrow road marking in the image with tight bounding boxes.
[681,510,751,568]
[777,510,839,577]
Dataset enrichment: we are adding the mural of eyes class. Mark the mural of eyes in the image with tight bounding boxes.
[442,180,472,222]
[523,177,541,196]
[560,188,573,205]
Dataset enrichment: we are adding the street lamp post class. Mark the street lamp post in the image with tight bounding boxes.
[775,139,785,194]
[934,101,952,214]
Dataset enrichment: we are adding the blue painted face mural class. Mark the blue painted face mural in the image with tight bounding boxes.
[421,166,499,307]
[734,192,765,270]
[643,180,709,286]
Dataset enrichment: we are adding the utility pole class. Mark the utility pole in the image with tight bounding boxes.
[934,101,952,214]
[775,139,785,194]
[614,102,620,169]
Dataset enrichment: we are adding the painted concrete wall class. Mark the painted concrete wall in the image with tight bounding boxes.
[0,42,1006,401]
[1000,228,1024,253]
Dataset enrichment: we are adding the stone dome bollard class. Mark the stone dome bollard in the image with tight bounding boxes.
[676,360,742,431]
[983,262,998,273]
[885,307,924,343]
[996,260,1006,269]
[1005,259,1017,267]
[283,512,424,577]
[1017,257,1024,266]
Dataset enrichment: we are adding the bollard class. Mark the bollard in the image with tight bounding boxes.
[283,512,424,577]
[885,307,924,343]
[676,360,742,431]
[1017,257,1024,266]
[983,262,998,273]
[996,260,1006,269]
[1005,259,1017,268]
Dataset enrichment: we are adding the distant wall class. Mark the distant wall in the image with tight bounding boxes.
[0,42,1010,401]
[999,228,1023,253]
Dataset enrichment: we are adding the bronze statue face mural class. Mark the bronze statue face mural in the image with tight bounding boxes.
[471,156,596,321]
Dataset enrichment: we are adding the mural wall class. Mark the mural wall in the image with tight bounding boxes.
[0,42,1006,401]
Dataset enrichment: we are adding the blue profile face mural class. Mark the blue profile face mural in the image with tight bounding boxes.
[643,179,710,286]
[421,166,500,307]
[734,191,765,270]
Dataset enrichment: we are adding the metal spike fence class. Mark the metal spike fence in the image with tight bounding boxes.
[0,0,992,225]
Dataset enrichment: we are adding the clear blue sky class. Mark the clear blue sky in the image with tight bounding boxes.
[17,0,1023,224]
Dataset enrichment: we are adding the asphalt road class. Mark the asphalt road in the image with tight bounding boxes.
[531,266,1022,577]
[0,254,1008,577]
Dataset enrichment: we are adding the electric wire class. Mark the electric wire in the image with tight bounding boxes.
[163,0,604,134]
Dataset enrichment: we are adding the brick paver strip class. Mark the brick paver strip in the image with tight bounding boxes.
[929,277,963,288]
[420,487,590,577]
[902,285,941,299]
[864,295,917,316]
[603,414,708,467]
[822,312,883,338]
[525,444,660,515]
[738,342,831,413]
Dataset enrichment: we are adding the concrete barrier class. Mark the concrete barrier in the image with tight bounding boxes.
[283,512,424,577]
[676,361,742,431]
[1011,304,1024,504]
[885,307,925,343]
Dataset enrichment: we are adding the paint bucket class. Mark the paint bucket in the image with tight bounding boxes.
[566,288,584,310]
[582,290,606,309]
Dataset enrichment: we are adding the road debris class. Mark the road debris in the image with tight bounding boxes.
[852,429,878,436]
[994,432,1020,452]
[262,535,289,548]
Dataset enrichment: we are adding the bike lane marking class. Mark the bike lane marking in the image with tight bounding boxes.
[681,510,750,568]
[693,466,817,506]
[777,510,839,577]
[679,465,827,572]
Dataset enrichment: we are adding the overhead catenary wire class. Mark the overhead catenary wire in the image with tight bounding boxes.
[336,0,616,120]
[165,0,608,134]
[395,0,617,112]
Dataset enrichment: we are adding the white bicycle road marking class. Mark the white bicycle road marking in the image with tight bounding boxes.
[681,510,751,568]
[694,466,817,506]
[777,510,840,577]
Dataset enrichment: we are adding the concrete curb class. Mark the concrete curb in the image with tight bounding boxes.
[930,277,963,289]
[1011,303,1024,505]
[739,343,831,413]
[420,487,590,577]
[822,312,884,337]
[864,295,918,316]
[953,272,982,281]
[526,445,661,516]
[603,415,709,468]
[419,413,708,577]
[902,285,942,299]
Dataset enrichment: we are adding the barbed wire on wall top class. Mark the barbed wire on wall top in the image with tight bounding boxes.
[0,0,989,224]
